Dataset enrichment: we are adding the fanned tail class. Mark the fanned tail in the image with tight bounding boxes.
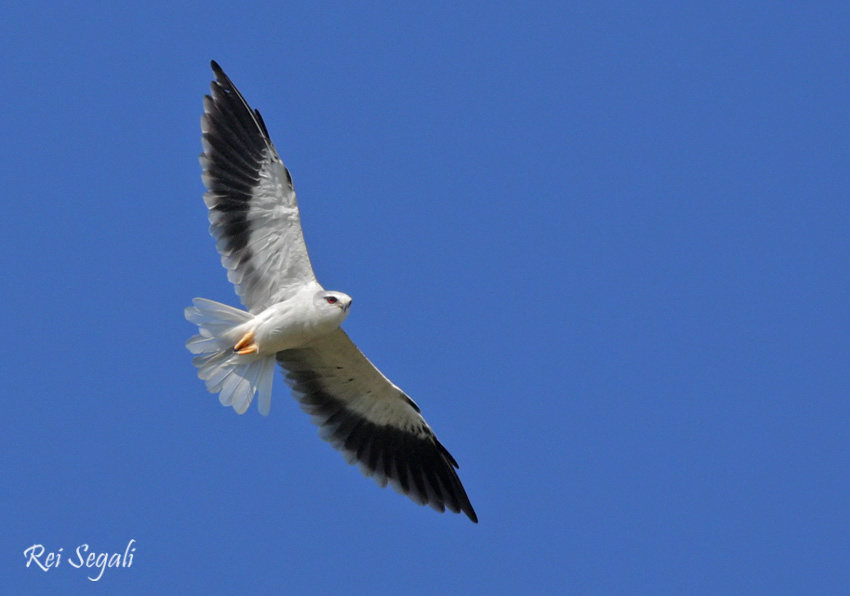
[184,298,275,415]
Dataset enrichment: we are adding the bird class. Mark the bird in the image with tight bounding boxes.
[185,61,477,523]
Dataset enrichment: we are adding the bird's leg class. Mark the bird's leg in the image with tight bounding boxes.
[234,330,258,355]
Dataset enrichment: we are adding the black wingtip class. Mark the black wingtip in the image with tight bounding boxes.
[459,485,478,523]
[210,60,229,87]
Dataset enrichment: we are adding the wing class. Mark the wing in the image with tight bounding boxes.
[200,61,318,313]
[277,329,478,523]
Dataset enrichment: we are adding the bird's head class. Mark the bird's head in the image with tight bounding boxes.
[314,290,353,324]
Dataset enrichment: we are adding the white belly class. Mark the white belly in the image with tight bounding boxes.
[243,294,345,355]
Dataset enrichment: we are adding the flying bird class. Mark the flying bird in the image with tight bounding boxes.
[185,61,477,523]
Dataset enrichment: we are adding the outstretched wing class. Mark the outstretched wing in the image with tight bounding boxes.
[200,60,317,313]
[277,329,478,523]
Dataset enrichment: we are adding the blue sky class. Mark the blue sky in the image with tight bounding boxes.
[2,2,848,593]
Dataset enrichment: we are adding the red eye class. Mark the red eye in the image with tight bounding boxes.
[325,296,338,304]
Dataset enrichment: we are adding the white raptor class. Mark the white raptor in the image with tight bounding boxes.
[185,61,477,522]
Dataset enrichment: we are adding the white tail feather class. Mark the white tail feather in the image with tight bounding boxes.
[185,298,275,415]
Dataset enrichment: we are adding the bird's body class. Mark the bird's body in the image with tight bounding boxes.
[231,288,350,356]
[249,289,352,355]
[185,61,477,522]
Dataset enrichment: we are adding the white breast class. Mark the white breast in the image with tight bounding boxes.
[250,286,344,355]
